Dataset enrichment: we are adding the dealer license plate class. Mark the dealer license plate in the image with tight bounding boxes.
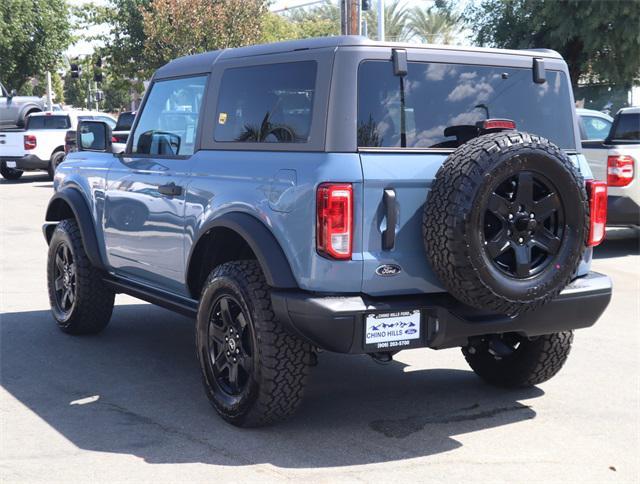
[6,161,16,168]
[364,310,421,350]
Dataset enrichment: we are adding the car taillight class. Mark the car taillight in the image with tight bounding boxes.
[24,134,36,150]
[316,183,353,260]
[482,119,516,130]
[586,180,607,246]
[111,136,117,143]
[607,155,634,187]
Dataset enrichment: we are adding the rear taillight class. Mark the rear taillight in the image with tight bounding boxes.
[111,136,117,143]
[24,134,36,150]
[482,119,516,130]
[586,180,607,246]
[607,155,634,187]
[316,183,353,260]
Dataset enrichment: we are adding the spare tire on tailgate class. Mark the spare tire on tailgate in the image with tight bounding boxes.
[423,131,588,315]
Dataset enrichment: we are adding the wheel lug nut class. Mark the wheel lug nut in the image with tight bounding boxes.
[508,214,514,220]
[229,328,233,333]
[233,357,237,363]
[236,348,240,354]
[507,230,511,235]
[226,351,230,356]
[530,213,535,218]
[518,237,524,243]
[225,336,228,341]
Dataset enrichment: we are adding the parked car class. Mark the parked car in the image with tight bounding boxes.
[0,111,116,180]
[44,36,611,427]
[580,107,639,227]
[577,108,613,142]
[0,81,45,129]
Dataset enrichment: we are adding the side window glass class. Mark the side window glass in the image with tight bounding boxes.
[582,116,612,140]
[215,61,317,143]
[131,75,207,156]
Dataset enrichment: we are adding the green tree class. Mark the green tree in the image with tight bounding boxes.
[365,0,411,42]
[466,0,640,88]
[260,12,301,43]
[0,0,72,91]
[287,2,341,38]
[409,4,460,44]
[142,0,267,70]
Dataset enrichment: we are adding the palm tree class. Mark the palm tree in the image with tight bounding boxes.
[365,0,411,42]
[408,6,460,45]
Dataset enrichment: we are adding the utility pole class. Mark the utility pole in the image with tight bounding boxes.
[341,0,360,35]
[378,0,385,41]
[45,71,53,111]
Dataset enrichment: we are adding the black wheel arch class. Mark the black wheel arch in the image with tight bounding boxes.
[44,187,106,271]
[186,212,298,299]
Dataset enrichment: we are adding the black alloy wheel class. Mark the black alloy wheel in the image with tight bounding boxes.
[52,241,77,316]
[207,294,255,397]
[483,171,564,278]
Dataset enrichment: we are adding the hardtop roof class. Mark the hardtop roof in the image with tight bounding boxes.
[154,35,564,79]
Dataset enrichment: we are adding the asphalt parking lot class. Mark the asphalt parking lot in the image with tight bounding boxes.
[1,172,639,483]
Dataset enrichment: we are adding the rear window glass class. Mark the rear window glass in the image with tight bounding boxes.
[215,61,317,143]
[27,115,71,130]
[611,112,640,141]
[115,112,135,131]
[358,61,575,150]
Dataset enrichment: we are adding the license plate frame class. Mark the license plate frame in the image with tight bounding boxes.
[5,161,17,168]
[363,310,422,351]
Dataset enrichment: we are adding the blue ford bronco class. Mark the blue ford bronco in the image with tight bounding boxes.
[44,36,612,427]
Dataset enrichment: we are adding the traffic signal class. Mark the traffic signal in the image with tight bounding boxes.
[94,56,103,83]
[70,63,82,79]
[362,0,371,10]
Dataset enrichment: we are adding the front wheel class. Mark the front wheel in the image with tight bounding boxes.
[463,331,573,387]
[196,260,312,427]
[47,219,115,334]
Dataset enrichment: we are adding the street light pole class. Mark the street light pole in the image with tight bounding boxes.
[46,71,53,111]
[378,0,385,41]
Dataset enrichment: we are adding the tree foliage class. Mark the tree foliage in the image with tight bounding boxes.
[0,0,71,91]
[365,0,411,42]
[466,0,640,87]
[409,4,461,44]
[142,0,267,70]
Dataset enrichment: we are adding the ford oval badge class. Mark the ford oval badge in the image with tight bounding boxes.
[376,264,402,277]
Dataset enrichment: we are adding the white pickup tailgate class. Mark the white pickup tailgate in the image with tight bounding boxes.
[0,131,26,158]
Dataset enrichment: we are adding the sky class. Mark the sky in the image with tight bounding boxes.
[66,0,456,57]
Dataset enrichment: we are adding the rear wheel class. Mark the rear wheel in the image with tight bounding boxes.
[1,162,23,180]
[48,151,65,179]
[463,331,573,387]
[196,260,312,427]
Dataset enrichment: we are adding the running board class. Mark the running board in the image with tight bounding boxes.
[103,275,198,318]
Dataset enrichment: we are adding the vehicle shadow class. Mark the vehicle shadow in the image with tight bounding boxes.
[0,174,50,185]
[593,230,640,259]
[1,304,541,467]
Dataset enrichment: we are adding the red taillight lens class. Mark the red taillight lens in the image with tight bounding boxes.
[316,183,353,260]
[607,155,634,187]
[586,180,607,246]
[23,134,36,150]
[482,119,516,130]
[111,136,117,143]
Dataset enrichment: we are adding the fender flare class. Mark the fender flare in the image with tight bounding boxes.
[17,103,43,126]
[44,187,105,271]
[188,212,298,290]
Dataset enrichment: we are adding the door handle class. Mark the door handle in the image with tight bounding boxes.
[382,188,397,250]
[158,182,183,197]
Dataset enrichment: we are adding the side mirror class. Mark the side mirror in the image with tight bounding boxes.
[77,120,112,152]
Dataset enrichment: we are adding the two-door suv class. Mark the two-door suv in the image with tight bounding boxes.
[44,36,612,427]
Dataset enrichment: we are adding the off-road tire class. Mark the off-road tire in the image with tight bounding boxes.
[48,151,65,179]
[1,162,23,180]
[196,260,312,427]
[463,331,574,387]
[423,131,588,315]
[47,219,115,334]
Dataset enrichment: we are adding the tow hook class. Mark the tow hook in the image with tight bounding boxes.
[369,352,394,364]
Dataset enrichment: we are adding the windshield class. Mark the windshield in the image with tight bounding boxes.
[27,115,71,130]
[611,112,640,141]
[358,61,575,150]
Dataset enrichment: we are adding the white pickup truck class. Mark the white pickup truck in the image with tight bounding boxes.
[0,111,115,180]
[580,107,640,228]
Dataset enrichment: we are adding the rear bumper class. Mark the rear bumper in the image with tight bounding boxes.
[271,272,612,353]
[0,154,47,170]
[607,195,640,226]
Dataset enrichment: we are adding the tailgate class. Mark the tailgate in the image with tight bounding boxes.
[360,151,446,296]
[0,131,25,157]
